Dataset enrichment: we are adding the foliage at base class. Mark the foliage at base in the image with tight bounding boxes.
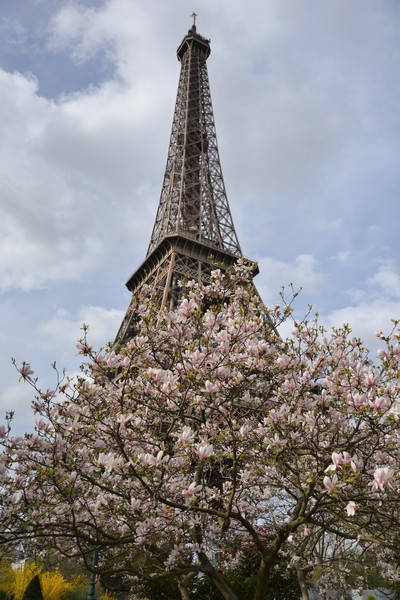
[22,575,43,600]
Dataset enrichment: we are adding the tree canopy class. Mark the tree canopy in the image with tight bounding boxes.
[1,263,399,600]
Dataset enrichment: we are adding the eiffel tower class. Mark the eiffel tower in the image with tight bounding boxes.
[116,19,258,344]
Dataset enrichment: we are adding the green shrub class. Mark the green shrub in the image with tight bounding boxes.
[0,562,42,600]
[22,575,44,600]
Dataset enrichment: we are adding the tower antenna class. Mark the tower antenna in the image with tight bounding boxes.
[191,11,198,28]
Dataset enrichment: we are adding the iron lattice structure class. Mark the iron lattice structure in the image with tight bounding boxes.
[116,25,256,344]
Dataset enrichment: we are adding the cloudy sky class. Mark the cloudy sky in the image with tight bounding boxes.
[1,0,399,434]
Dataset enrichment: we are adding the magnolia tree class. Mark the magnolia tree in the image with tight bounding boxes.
[1,263,400,600]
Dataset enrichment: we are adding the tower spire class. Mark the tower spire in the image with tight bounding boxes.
[116,27,257,344]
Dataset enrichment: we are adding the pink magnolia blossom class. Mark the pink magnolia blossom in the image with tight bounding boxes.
[371,466,394,491]
[374,396,390,410]
[186,482,202,496]
[178,426,195,445]
[323,474,338,493]
[130,498,141,511]
[196,443,214,459]
[388,403,400,420]
[217,330,229,342]
[239,423,252,437]
[276,356,290,368]
[351,456,363,472]
[216,366,231,378]
[161,379,178,394]
[326,451,352,472]
[76,342,92,356]
[352,392,366,408]
[3,263,400,598]
[364,371,379,388]
[98,452,123,472]
[138,450,168,467]
[134,335,148,348]
[374,451,388,462]
[149,368,168,382]
[345,501,357,516]
[19,362,34,380]
[204,380,220,393]
[177,298,198,317]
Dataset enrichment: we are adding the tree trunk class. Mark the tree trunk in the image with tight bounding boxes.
[177,574,195,600]
[198,552,239,600]
[177,580,191,600]
[253,557,272,600]
[295,564,310,600]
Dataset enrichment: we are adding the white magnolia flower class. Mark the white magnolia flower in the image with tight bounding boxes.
[197,443,214,459]
[345,501,356,516]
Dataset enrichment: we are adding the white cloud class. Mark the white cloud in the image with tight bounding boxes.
[40,305,125,350]
[323,300,400,355]
[0,69,102,291]
[263,259,400,356]
[314,217,344,232]
[257,254,324,305]
[2,383,37,435]
[0,0,399,435]
[48,5,99,57]
[0,64,162,292]
[331,251,351,265]
[322,261,400,352]
[3,304,124,435]
[367,261,400,299]
[47,0,179,84]
[344,261,400,305]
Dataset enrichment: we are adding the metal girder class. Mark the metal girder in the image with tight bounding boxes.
[147,27,241,258]
[115,233,243,345]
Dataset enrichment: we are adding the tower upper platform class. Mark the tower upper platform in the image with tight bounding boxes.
[177,25,211,61]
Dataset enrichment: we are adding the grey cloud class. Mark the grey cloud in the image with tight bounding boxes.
[1,0,399,435]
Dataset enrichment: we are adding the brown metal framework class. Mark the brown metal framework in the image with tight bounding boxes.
[148,27,241,257]
[116,25,255,345]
